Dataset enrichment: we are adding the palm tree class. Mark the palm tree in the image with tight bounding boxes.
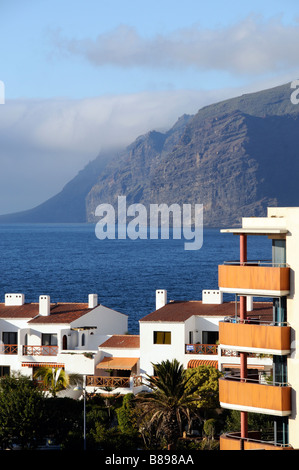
[136,359,200,450]
[33,367,81,397]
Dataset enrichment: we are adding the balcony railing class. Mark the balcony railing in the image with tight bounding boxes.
[0,344,18,354]
[86,375,143,389]
[218,261,290,295]
[219,376,292,416]
[23,345,58,356]
[185,344,218,355]
[220,432,292,451]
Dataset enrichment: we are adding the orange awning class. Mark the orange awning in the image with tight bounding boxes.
[188,360,218,369]
[96,357,139,370]
[22,362,64,368]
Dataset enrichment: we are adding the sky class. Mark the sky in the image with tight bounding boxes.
[1,0,299,214]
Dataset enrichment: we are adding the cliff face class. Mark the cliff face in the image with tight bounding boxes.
[86,82,299,227]
[1,82,299,226]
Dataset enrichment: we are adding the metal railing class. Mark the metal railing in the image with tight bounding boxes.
[223,432,292,449]
[223,260,289,267]
[223,374,290,388]
[221,317,289,327]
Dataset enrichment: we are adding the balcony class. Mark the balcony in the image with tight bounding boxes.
[0,344,18,354]
[23,345,58,356]
[218,261,290,296]
[86,375,143,390]
[219,377,292,416]
[219,320,291,355]
[220,432,293,451]
[185,344,217,355]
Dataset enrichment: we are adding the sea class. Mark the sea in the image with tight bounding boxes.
[0,224,271,334]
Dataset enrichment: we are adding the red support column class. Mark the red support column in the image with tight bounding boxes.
[240,234,248,439]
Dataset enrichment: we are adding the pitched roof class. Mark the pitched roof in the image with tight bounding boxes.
[139,300,273,323]
[28,303,91,324]
[99,335,140,349]
[0,303,40,319]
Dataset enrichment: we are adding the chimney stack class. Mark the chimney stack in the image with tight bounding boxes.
[156,290,167,310]
[88,294,98,309]
[247,296,253,311]
[5,293,25,306]
[39,295,50,316]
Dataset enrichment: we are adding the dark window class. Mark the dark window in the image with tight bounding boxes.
[0,366,10,377]
[2,332,17,344]
[153,331,171,344]
[202,331,219,344]
[42,334,58,346]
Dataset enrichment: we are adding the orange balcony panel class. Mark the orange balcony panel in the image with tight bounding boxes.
[218,264,290,294]
[219,378,291,416]
[219,322,291,353]
[220,434,292,451]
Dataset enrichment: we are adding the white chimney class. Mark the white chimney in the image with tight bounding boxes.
[39,295,50,316]
[88,294,98,309]
[156,290,167,310]
[202,290,223,304]
[247,296,253,311]
[5,293,25,306]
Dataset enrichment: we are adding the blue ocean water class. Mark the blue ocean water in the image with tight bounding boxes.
[0,224,271,333]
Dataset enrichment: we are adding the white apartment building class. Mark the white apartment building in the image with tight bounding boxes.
[0,293,128,392]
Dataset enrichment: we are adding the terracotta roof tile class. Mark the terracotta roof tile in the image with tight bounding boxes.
[140,300,273,323]
[28,303,91,324]
[0,303,39,318]
[99,335,140,349]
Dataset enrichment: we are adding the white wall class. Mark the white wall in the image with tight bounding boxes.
[139,321,186,377]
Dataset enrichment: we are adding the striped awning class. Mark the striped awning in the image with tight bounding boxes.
[187,359,218,369]
[96,357,139,370]
[22,362,64,368]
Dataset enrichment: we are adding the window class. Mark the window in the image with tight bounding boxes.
[202,331,218,344]
[42,334,58,346]
[153,331,171,345]
[0,366,10,377]
[2,332,17,344]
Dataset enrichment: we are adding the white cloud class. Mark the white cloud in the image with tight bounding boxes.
[0,89,222,214]
[53,15,299,76]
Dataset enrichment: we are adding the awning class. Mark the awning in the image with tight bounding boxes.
[187,360,218,369]
[22,362,64,368]
[96,357,139,370]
